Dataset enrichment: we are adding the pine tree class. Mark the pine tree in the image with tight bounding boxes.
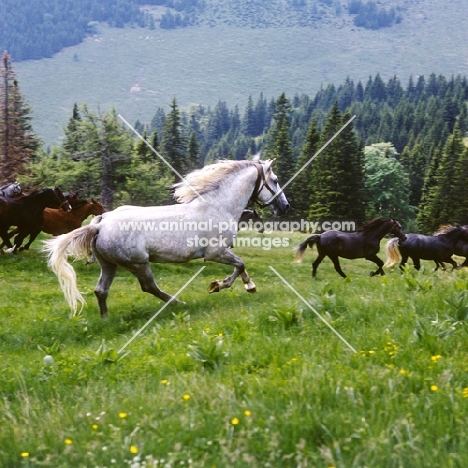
[241,95,256,137]
[161,98,188,182]
[417,126,465,231]
[287,118,319,220]
[308,103,366,224]
[417,147,442,233]
[399,142,430,207]
[451,145,468,225]
[264,92,295,185]
[187,131,201,170]
[0,51,39,180]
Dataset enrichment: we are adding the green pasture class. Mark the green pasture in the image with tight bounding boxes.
[1,231,468,467]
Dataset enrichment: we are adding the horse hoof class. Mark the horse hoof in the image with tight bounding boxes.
[208,281,221,293]
[244,281,257,293]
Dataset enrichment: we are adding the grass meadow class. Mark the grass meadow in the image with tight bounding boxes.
[1,230,468,467]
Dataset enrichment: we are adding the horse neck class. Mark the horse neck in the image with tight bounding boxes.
[444,228,466,244]
[365,220,394,240]
[72,203,94,220]
[193,164,258,219]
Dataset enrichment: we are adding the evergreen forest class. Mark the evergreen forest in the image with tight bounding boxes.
[2,46,468,235]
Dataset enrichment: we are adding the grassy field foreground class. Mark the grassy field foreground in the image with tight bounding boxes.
[1,231,468,467]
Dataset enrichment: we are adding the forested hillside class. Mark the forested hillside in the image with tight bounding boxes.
[8,66,467,234]
[1,0,407,61]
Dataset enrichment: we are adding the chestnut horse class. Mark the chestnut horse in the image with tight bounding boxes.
[42,198,105,236]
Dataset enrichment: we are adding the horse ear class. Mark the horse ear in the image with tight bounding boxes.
[264,159,275,171]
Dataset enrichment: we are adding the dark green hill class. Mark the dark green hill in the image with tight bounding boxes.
[1,0,406,61]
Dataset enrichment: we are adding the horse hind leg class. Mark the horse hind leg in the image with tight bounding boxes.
[94,260,118,318]
[310,252,326,279]
[329,255,347,278]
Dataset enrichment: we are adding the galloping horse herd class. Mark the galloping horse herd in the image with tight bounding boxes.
[0,181,104,254]
[2,159,468,317]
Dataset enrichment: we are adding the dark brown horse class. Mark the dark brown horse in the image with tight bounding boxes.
[432,225,468,269]
[0,188,71,253]
[295,217,406,278]
[385,225,468,271]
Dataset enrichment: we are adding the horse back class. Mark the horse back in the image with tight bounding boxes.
[318,230,380,259]
[400,233,456,260]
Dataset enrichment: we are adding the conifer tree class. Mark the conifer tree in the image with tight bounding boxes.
[161,98,188,181]
[0,51,39,180]
[399,142,430,207]
[264,92,295,185]
[287,118,319,220]
[308,103,366,224]
[187,131,201,170]
[417,126,465,231]
[417,147,442,233]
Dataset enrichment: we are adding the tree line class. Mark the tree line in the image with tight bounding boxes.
[1,51,468,233]
[0,0,151,61]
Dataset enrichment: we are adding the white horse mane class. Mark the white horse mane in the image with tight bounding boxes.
[172,159,258,204]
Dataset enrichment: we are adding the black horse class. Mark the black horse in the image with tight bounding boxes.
[384,225,468,271]
[432,225,468,269]
[0,187,71,253]
[294,217,406,278]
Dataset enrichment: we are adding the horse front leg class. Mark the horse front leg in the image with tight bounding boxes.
[206,248,256,293]
[366,254,385,276]
[0,227,14,250]
[18,227,41,251]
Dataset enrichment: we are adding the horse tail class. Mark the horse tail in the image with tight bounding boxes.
[43,224,99,315]
[384,237,401,268]
[294,235,320,263]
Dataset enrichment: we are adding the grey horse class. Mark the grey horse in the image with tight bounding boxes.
[44,159,289,317]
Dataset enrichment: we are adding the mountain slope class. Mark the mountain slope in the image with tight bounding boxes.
[13,0,468,146]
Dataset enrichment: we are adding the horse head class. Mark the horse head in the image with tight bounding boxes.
[249,160,289,216]
[90,198,105,216]
[54,187,72,212]
[390,219,406,242]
